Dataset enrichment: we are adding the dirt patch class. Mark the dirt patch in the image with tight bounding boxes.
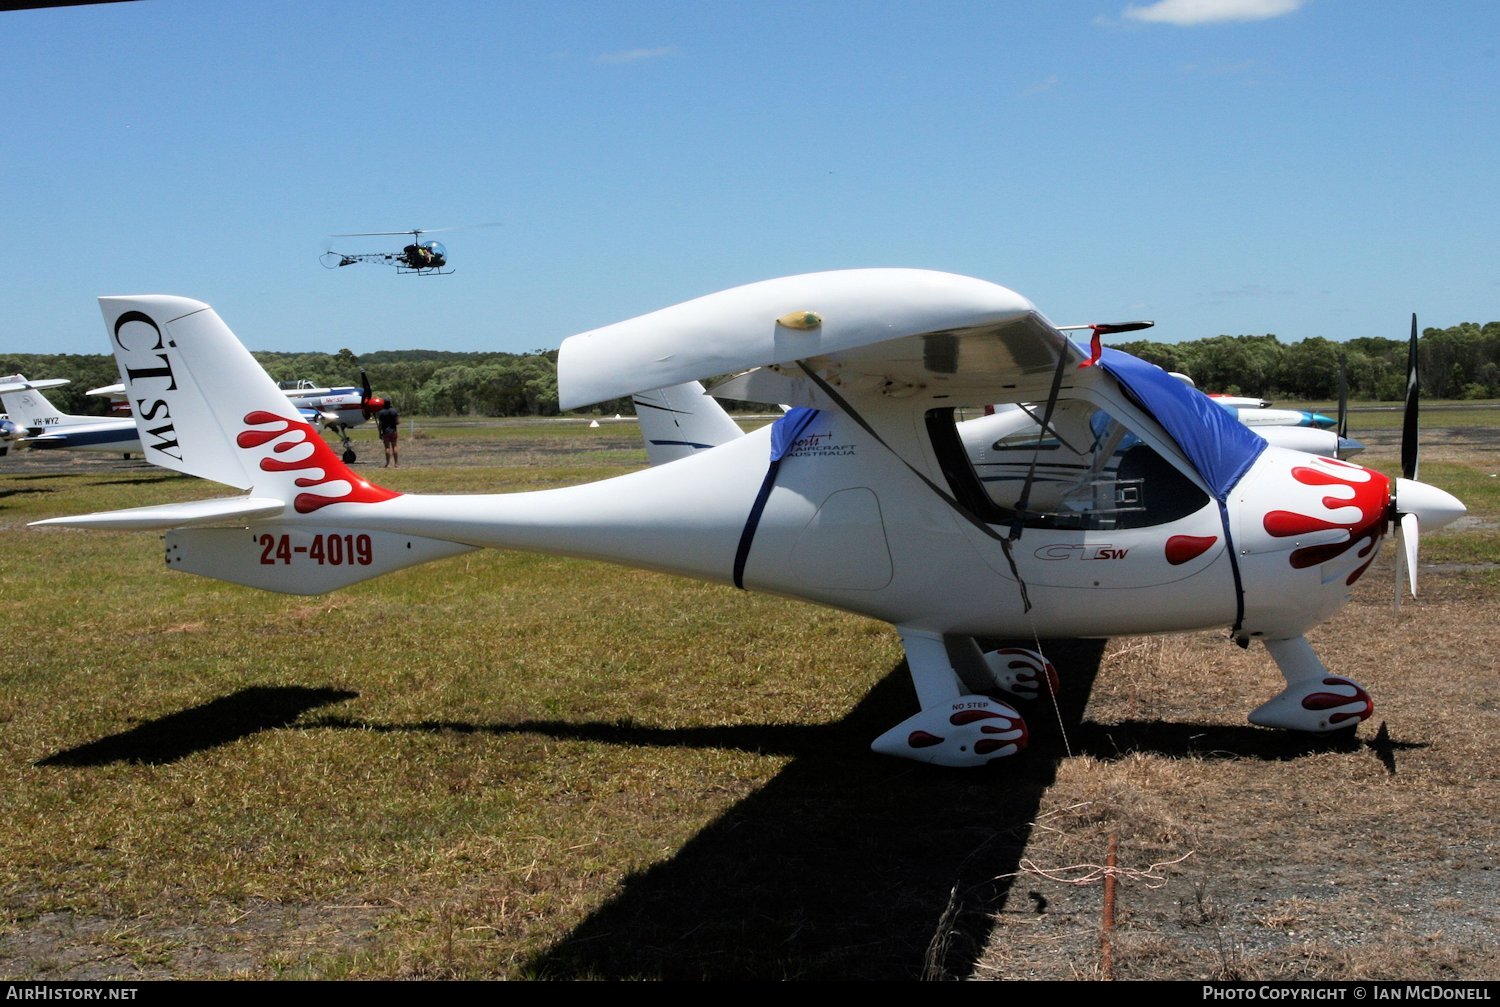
[0,901,393,980]
[970,585,1500,981]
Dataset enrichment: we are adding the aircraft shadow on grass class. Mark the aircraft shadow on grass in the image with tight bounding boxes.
[36,685,359,767]
[291,644,1105,979]
[0,485,55,503]
[1070,717,1421,774]
[34,650,1414,979]
[84,474,181,488]
[302,639,1413,979]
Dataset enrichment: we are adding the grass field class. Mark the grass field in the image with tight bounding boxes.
[1,410,1495,980]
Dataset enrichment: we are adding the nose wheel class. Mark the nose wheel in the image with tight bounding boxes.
[1250,636,1373,733]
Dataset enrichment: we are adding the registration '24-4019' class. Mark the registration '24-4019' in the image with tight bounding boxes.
[258,533,374,566]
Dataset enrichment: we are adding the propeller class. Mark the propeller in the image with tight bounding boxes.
[1334,350,1351,458]
[359,369,385,419]
[0,416,22,450]
[1330,355,1366,456]
[1393,314,1420,604]
[1401,313,1419,482]
[1388,314,1465,604]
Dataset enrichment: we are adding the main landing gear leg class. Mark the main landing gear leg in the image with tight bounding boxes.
[1249,635,1373,733]
[870,627,1029,767]
[335,426,356,464]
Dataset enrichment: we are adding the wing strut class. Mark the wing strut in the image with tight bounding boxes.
[991,343,1075,613]
[1008,343,1072,544]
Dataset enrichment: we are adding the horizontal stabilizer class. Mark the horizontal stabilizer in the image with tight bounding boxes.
[634,380,746,465]
[165,525,477,595]
[0,377,70,395]
[32,497,287,531]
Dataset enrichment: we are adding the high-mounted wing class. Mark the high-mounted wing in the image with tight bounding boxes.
[558,269,1079,411]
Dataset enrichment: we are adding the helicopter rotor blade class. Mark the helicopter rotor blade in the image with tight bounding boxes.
[328,222,501,241]
[419,221,504,235]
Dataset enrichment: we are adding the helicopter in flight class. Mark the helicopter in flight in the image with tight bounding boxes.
[320,228,454,275]
[319,223,500,276]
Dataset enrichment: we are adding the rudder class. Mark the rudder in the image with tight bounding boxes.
[101,296,394,510]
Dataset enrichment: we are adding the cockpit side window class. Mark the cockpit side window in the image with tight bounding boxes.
[926,401,1209,531]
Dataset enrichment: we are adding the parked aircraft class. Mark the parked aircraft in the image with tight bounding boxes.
[89,374,386,463]
[0,414,21,456]
[279,376,386,463]
[1164,377,1357,456]
[633,377,1362,472]
[35,271,1464,767]
[0,376,140,456]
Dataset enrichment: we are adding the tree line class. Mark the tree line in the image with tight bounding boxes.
[1115,321,1500,401]
[3,321,1496,418]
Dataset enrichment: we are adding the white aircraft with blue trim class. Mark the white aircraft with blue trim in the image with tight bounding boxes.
[278,375,387,464]
[634,371,1362,471]
[35,271,1464,767]
[88,373,387,464]
[0,375,141,456]
[1177,378,1361,457]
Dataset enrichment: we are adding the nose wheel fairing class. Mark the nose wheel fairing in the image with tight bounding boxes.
[1250,635,1373,733]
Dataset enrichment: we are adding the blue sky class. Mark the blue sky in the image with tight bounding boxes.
[3,0,1496,355]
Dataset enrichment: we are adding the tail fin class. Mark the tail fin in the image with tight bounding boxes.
[633,380,746,466]
[100,296,396,512]
[33,297,462,595]
[0,375,72,429]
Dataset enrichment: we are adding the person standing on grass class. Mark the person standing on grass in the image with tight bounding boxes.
[377,397,400,467]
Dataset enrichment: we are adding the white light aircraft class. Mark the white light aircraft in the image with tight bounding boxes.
[0,375,141,456]
[35,271,1465,767]
[1170,375,1359,457]
[279,376,387,463]
[90,375,387,463]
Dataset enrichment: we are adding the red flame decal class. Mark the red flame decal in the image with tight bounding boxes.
[994,648,1060,694]
[1165,534,1218,566]
[907,730,944,749]
[238,411,400,514]
[950,708,1007,726]
[1301,677,1373,724]
[978,717,1028,757]
[1263,463,1388,582]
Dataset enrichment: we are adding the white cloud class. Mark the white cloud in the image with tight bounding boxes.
[1182,58,1256,74]
[596,45,680,65]
[1023,74,1060,95]
[1207,284,1286,299]
[1122,0,1307,26]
